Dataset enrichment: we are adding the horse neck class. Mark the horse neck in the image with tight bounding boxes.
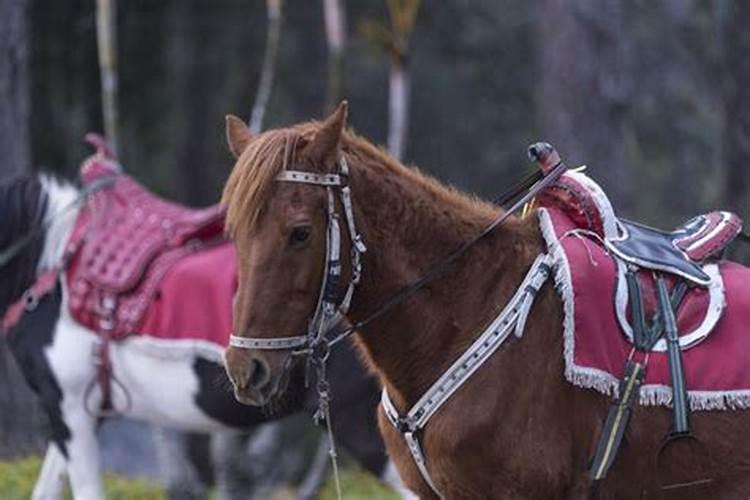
[0,176,79,314]
[346,156,543,410]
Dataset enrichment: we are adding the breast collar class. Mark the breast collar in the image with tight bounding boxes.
[228,157,367,354]
[380,254,552,497]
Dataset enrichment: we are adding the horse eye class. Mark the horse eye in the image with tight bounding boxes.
[288,226,312,248]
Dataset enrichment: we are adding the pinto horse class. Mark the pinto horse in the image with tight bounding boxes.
[0,171,410,499]
[221,102,750,499]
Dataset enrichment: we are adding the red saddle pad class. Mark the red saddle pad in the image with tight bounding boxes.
[539,207,750,411]
[138,242,236,346]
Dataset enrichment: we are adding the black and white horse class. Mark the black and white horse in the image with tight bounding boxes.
[0,174,411,499]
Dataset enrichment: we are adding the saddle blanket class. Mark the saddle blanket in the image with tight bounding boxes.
[139,242,236,346]
[539,207,750,410]
[67,239,236,347]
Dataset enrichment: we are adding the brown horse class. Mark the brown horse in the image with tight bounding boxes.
[220,102,750,499]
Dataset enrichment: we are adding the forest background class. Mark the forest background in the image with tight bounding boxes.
[1,0,748,480]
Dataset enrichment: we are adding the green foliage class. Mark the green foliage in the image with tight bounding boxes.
[0,456,165,500]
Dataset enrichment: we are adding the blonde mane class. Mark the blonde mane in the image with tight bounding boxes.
[222,121,499,242]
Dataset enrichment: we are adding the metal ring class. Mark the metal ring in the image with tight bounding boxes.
[23,290,39,312]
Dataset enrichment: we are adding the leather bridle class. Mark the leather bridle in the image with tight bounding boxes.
[228,156,367,355]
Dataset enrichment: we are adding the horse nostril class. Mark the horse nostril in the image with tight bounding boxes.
[247,357,270,390]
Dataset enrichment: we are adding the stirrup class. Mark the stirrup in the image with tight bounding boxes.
[656,432,714,491]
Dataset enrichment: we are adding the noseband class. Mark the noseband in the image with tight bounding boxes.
[228,157,367,354]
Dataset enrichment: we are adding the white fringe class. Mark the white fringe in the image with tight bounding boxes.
[537,208,749,412]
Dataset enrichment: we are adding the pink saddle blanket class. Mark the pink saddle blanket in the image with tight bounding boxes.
[139,242,236,345]
[539,207,750,410]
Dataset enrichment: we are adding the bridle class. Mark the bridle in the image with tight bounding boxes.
[228,144,567,357]
[228,156,367,355]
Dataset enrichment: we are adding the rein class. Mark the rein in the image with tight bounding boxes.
[229,144,565,355]
[227,142,567,497]
[324,150,565,349]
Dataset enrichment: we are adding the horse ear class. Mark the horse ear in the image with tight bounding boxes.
[225,115,253,159]
[307,101,348,169]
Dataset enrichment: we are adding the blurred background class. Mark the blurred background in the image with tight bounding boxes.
[1,0,749,498]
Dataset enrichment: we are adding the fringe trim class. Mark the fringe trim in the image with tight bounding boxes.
[537,209,749,412]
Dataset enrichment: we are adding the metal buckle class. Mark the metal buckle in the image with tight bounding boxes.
[22,290,39,312]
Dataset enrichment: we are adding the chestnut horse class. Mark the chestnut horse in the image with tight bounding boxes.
[221,102,750,499]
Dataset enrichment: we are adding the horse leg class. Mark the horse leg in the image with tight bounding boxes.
[153,427,208,500]
[31,443,67,500]
[61,403,104,500]
[209,430,253,500]
[296,434,330,500]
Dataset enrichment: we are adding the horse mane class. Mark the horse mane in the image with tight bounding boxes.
[222,121,500,242]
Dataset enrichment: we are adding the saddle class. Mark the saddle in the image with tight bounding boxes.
[66,136,225,339]
[536,163,744,488]
[538,171,743,281]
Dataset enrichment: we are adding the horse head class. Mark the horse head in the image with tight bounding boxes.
[222,102,357,406]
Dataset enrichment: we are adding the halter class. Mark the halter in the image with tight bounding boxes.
[228,157,367,354]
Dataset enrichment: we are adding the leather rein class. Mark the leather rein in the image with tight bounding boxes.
[226,144,571,497]
[228,145,567,357]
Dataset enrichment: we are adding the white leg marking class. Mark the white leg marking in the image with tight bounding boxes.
[32,443,67,500]
[62,404,104,500]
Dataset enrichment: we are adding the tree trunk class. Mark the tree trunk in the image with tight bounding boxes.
[95,0,119,157]
[385,0,420,161]
[721,1,750,216]
[535,0,633,211]
[0,0,46,459]
[250,0,283,134]
[0,0,30,178]
[323,0,345,113]
[169,0,213,206]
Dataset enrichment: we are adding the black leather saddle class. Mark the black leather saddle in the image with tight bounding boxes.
[606,212,743,286]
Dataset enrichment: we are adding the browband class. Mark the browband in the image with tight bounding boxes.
[276,170,342,186]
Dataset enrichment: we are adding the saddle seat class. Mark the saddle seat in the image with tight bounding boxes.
[537,171,743,286]
[67,138,226,338]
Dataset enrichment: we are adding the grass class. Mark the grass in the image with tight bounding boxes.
[0,456,164,500]
[0,457,400,500]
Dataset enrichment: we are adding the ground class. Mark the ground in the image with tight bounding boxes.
[0,456,400,499]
